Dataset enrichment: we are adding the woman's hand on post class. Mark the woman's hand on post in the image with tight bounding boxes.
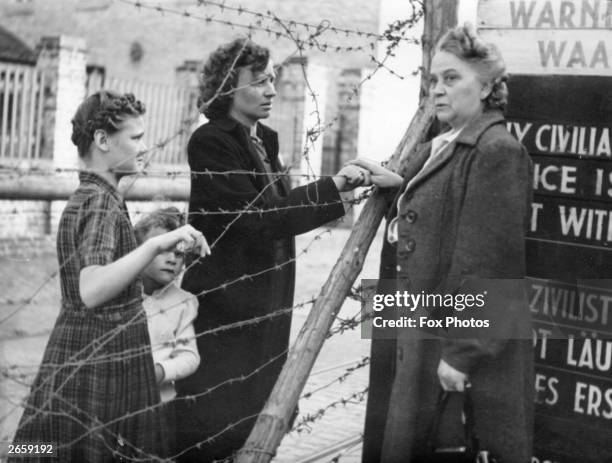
[346,158,403,189]
[153,224,211,258]
[333,165,372,192]
[437,358,468,391]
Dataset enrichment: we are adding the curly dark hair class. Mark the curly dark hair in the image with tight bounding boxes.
[133,207,186,245]
[437,23,508,111]
[199,38,270,120]
[71,90,146,157]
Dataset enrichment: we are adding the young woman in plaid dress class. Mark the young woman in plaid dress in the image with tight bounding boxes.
[10,91,209,462]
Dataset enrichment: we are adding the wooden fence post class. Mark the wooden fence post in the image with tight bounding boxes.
[235,2,457,462]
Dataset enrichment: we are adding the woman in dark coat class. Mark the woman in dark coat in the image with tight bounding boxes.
[175,39,366,462]
[352,24,534,463]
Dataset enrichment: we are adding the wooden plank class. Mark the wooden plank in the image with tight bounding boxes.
[0,173,189,201]
[158,83,171,163]
[176,87,191,164]
[0,65,10,160]
[17,67,28,160]
[26,67,37,160]
[33,69,44,160]
[149,82,162,160]
[143,81,156,162]
[9,67,18,160]
[170,86,186,164]
[166,87,180,164]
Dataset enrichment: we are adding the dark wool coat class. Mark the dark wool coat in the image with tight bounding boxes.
[362,111,534,463]
[176,117,345,462]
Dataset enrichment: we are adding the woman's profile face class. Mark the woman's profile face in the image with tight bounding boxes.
[430,51,489,129]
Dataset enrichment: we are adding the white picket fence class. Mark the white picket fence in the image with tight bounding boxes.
[0,63,46,165]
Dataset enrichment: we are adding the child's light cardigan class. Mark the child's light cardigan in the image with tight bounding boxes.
[143,282,201,402]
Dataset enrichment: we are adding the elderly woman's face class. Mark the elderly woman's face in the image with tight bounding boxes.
[430,51,490,129]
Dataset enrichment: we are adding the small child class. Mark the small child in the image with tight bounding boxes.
[134,207,201,454]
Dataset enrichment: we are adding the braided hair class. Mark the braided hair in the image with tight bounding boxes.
[71,90,146,157]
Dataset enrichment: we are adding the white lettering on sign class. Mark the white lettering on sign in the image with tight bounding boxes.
[533,163,577,194]
[531,202,544,232]
[533,125,610,156]
[506,121,533,143]
[559,205,612,242]
[573,381,612,418]
[529,282,612,327]
[567,337,612,372]
[535,372,559,405]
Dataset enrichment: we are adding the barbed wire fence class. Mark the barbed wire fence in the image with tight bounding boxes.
[0,0,423,461]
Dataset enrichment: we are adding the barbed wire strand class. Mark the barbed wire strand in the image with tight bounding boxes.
[1,2,423,458]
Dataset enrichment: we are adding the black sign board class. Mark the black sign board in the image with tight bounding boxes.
[479,1,612,461]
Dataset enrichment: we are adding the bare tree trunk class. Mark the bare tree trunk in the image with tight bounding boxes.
[235,2,457,462]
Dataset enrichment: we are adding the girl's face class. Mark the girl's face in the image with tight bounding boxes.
[429,51,491,129]
[141,227,185,294]
[105,115,146,175]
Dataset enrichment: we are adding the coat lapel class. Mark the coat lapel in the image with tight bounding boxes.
[387,144,431,219]
[213,118,276,193]
[402,139,457,195]
[400,110,506,197]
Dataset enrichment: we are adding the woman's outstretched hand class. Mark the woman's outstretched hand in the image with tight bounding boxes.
[346,158,403,189]
[333,165,372,192]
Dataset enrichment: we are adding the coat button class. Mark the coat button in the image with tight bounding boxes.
[403,239,416,252]
[406,210,417,223]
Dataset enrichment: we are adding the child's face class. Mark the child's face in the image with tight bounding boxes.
[106,116,146,175]
[141,227,185,293]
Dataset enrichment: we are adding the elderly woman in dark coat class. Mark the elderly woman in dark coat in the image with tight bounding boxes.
[352,25,534,463]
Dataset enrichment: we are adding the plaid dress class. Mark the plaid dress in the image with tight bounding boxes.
[11,172,169,462]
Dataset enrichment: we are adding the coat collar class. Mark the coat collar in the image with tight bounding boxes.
[211,116,277,140]
[396,110,506,200]
[209,116,286,196]
[455,110,505,147]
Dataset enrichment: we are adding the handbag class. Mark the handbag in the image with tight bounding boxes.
[411,384,497,463]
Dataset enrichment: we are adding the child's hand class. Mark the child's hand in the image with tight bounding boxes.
[154,225,211,258]
[154,363,165,384]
